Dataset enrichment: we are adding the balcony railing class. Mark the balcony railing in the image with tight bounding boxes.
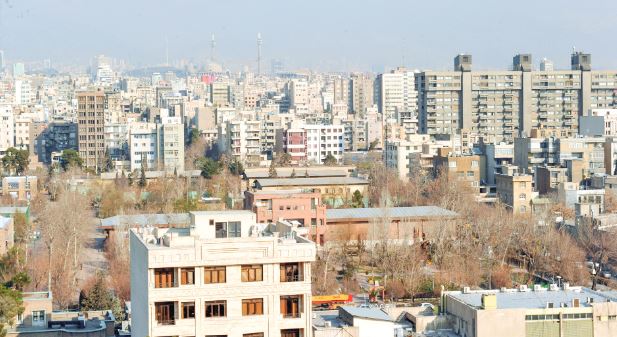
[283,313,301,319]
[157,319,175,326]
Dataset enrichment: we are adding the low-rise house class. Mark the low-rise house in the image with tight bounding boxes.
[437,285,617,337]
[0,176,38,201]
[245,189,327,244]
[252,177,369,208]
[8,291,115,337]
[324,206,459,244]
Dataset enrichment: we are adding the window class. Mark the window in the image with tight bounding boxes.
[244,334,264,337]
[215,221,242,238]
[155,302,175,325]
[242,265,263,282]
[182,302,195,319]
[280,263,303,282]
[204,266,226,284]
[519,193,526,200]
[280,295,302,318]
[467,171,474,177]
[205,300,226,318]
[181,268,195,285]
[154,268,175,288]
[242,298,264,316]
[281,329,302,337]
[32,310,45,323]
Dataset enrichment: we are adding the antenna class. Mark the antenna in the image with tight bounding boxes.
[257,32,262,76]
[165,35,169,67]
[210,33,216,64]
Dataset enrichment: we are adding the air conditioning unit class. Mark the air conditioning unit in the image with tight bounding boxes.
[519,285,528,292]
[463,287,471,294]
[546,302,554,309]
[549,284,559,291]
[533,284,543,292]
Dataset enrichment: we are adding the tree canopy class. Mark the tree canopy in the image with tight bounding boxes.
[323,153,338,166]
[195,158,221,179]
[0,285,24,337]
[1,148,29,175]
[60,149,83,170]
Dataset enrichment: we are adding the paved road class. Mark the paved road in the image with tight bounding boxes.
[76,230,108,285]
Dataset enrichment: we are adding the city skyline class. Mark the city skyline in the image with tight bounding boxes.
[1,0,617,72]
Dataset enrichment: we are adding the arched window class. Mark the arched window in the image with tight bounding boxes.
[519,193,526,200]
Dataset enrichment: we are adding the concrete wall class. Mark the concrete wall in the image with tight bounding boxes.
[129,230,149,337]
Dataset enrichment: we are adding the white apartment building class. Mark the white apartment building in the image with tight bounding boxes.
[14,79,32,105]
[129,118,185,172]
[130,210,315,337]
[304,124,344,164]
[591,108,617,136]
[384,134,431,181]
[14,114,32,151]
[0,105,15,155]
[218,120,262,166]
[376,67,418,121]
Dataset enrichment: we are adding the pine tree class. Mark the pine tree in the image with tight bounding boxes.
[138,166,147,188]
[80,273,113,311]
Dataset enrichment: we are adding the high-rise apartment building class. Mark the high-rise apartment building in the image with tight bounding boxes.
[0,50,5,71]
[77,90,106,171]
[130,210,315,337]
[350,73,374,114]
[416,52,617,142]
[376,67,418,121]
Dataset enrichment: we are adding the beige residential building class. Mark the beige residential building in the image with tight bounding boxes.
[496,173,533,214]
[432,148,486,194]
[130,210,316,337]
[77,90,106,171]
[417,52,617,142]
[350,73,374,114]
[439,285,617,337]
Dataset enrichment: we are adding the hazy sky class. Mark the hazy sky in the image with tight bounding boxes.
[1,0,617,72]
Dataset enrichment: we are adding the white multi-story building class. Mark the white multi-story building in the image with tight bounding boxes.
[14,79,32,105]
[590,108,617,136]
[129,118,185,172]
[384,134,431,181]
[218,120,262,165]
[13,114,32,151]
[130,210,315,337]
[0,105,15,156]
[376,67,418,121]
[304,124,344,164]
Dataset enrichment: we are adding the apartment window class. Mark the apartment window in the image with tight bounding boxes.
[519,193,527,200]
[280,295,302,318]
[204,266,226,284]
[180,268,195,285]
[181,302,195,319]
[205,300,226,318]
[242,265,263,282]
[32,310,45,323]
[244,334,264,337]
[242,298,264,316]
[280,263,303,282]
[155,302,175,325]
[154,268,175,288]
[467,171,474,177]
[281,329,302,337]
[215,221,242,238]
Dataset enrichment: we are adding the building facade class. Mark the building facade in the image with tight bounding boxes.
[130,210,315,337]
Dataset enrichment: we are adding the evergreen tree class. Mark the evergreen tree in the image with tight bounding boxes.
[1,148,29,175]
[80,273,114,311]
[195,158,221,179]
[323,153,338,166]
[0,285,24,337]
[138,165,147,188]
[268,161,278,178]
[60,149,83,170]
[103,147,114,172]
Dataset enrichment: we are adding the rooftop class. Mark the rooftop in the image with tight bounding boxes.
[255,177,369,187]
[340,306,392,321]
[99,213,190,229]
[447,287,617,310]
[326,206,458,220]
[0,216,11,229]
